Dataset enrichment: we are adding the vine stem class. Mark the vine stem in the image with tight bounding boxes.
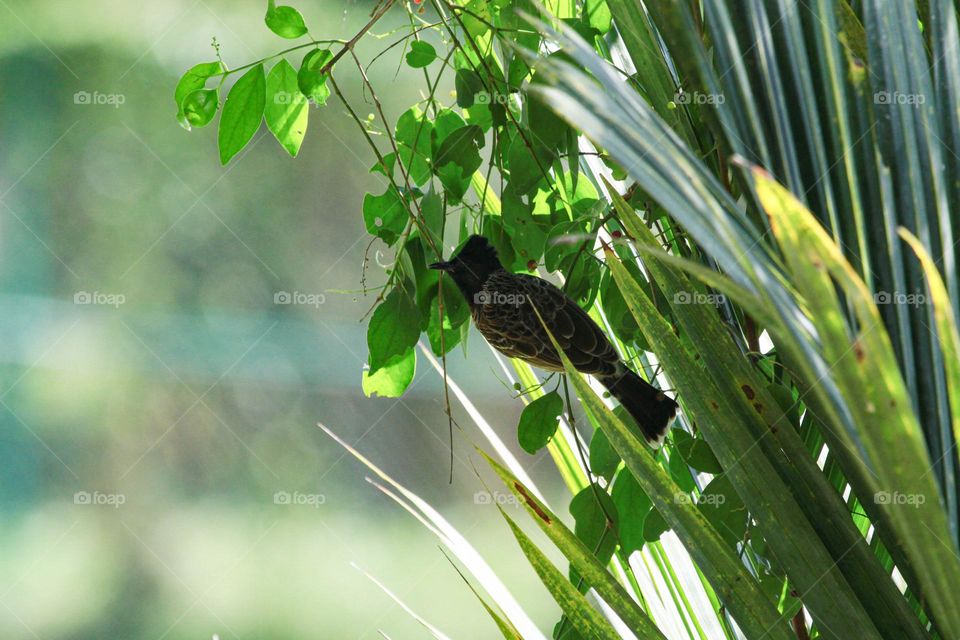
[321,0,398,76]
[221,40,345,79]
[220,0,397,79]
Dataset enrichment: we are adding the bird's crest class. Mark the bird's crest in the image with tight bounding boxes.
[450,235,500,267]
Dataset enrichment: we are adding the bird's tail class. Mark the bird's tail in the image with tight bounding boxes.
[598,365,678,448]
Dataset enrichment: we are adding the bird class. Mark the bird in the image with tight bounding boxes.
[429,234,678,446]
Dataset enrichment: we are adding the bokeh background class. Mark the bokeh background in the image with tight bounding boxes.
[0,1,567,637]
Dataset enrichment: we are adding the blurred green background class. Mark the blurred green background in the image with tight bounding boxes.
[0,1,565,637]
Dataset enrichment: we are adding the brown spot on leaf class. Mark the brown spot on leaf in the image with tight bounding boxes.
[514,482,551,524]
[853,340,866,363]
[710,401,720,411]
[753,402,763,413]
[741,384,756,400]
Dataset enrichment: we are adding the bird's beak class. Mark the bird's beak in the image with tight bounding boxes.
[429,261,453,272]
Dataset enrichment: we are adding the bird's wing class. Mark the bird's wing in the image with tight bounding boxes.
[476,272,619,375]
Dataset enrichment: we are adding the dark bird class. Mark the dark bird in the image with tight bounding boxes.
[430,235,678,446]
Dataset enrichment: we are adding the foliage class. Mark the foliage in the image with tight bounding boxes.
[178,1,960,638]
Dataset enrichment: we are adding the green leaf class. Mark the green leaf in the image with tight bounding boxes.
[588,427,620,481]
[418,189,444,260]
[672,430,723,474]
[611,470,651,555]
[264,59,308,157]
[298,48,333,104]
[175,60,224,129]
[405,40,437,68]
[501,514,622,640]
[443,549,524,640]
[899,228,960,476]
[426,280,469,355]
[569,484,619,591]
[559,252,600,310]
[667,448,695,492]
[506,133,552,195]
[431,109,468,147]
[218,64,266,164]
[751,166,960,634]
[369,152,396,178]
[265,4,308,38]
[583,0,611,34]
[698,474,747,547]
[482,453,667,640]
[395,107,433,186]
[433,124,484,202]
[367,287,421,374]
[362,348,415,398]
[362,186,407,245]
[533,298,795,640]
[517,391,564,454]
[642,507,668,542]
[181,88,219,128]
[528,72,569,152]
[599,265,641,346]
[502,188,546,266]
[455,68,485,108]
[544,220,588,272]
[765,383,799,427]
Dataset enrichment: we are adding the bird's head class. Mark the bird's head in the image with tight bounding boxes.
[429,235,504,299]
